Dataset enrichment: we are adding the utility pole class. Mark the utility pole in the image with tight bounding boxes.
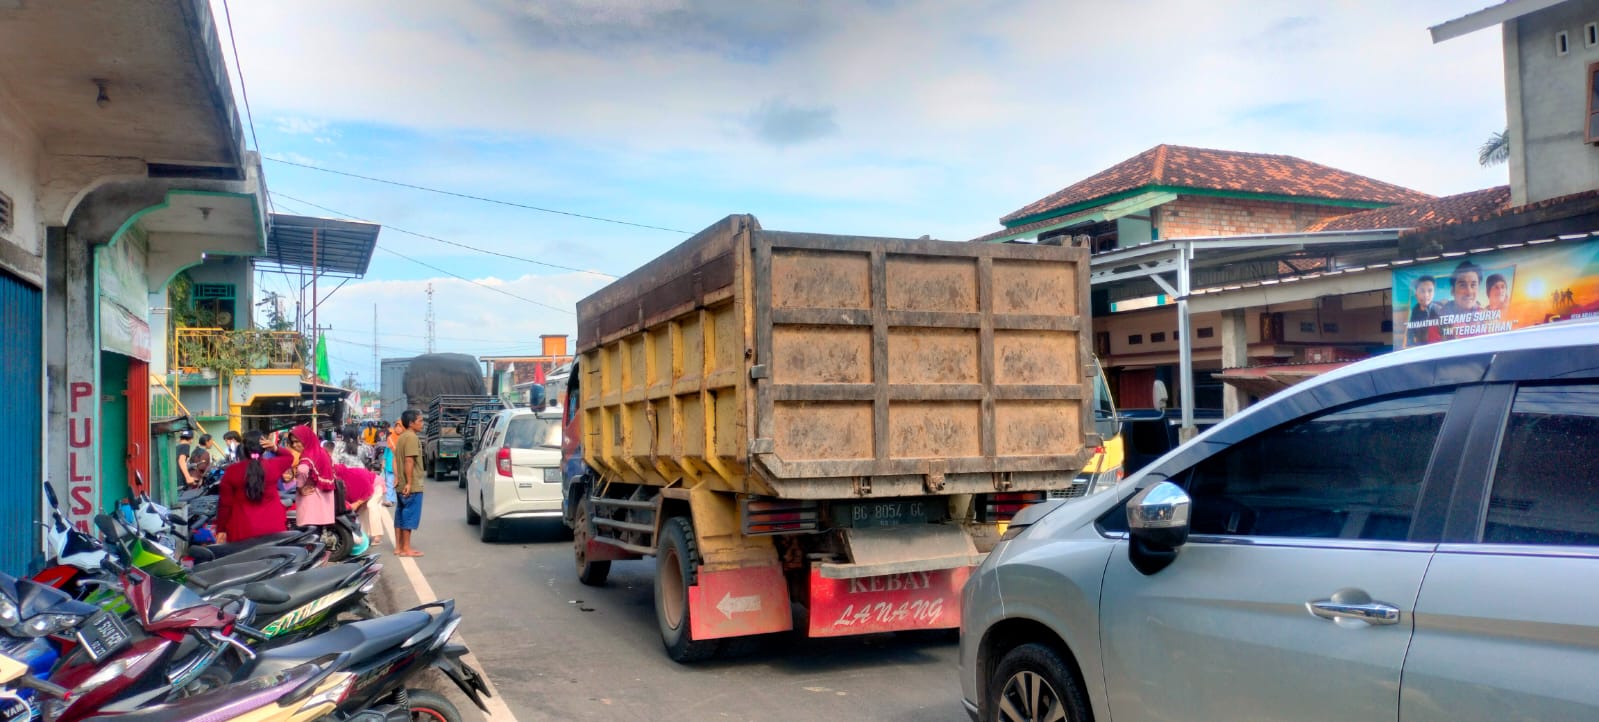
[311,227,320,434]
[371,304,379,400]
[425,283,436,354]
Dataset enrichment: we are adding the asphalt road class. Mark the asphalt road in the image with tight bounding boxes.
[406,475,970,722]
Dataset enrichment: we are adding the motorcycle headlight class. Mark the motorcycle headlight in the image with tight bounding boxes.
[0,597,18,626]
[19,613,84,638]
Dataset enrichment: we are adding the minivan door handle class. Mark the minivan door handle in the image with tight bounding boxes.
[1307,589,1401,626]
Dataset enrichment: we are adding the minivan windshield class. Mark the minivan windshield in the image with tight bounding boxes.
[504,416,561,449]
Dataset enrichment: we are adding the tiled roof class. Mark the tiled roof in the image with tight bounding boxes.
[1306,186,1511,232]
[1000,144,1434,224]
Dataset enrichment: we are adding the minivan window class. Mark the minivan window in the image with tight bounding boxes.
[1484,383,1599,546]
[503,415,561,450]
[1184,391,1453,541]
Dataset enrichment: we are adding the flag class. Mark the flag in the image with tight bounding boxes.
[534,362,546,385]
[315,336,331,383]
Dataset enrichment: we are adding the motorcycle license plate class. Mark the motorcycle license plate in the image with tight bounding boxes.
[75,611,132,662]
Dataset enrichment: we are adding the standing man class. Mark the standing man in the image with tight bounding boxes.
[394,410,426,557]
[176,429,196,489]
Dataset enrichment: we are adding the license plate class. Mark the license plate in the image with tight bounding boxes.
[831,499,935,528]
[75,611,132,662]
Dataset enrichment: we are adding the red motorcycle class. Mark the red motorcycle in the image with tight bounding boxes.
[41,515,256,721]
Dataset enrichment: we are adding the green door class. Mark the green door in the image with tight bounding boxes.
[100,352,131,512]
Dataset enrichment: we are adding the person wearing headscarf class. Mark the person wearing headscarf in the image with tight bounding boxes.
[215,430,291,543]
[287,425,338,528]
[334,462,384,545]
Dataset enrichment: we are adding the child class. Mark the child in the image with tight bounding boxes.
[1406,275,1443,347]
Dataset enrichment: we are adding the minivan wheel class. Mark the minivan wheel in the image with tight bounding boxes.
[465,495,480,525]
[986,643,1090,722]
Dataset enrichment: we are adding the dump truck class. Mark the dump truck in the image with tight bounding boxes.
[560,214,1095,661]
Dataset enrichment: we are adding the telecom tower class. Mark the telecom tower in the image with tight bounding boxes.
[425,283,436,353]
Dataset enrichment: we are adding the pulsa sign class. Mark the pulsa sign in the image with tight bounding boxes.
[1391,240,1599,350]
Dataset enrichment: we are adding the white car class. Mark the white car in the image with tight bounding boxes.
[464,407,565,542]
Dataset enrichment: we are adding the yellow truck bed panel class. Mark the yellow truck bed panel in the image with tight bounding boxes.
[576,215,1094,499]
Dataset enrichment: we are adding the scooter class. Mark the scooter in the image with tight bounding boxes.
[221,556,384,648]
[228,599,491,721]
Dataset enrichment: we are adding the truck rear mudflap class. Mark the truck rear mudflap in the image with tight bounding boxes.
[687,563,794,641]
[806,524,980,637]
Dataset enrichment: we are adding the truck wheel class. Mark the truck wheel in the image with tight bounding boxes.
[656,516,720,663]
[424,455,435,480]
[574,499,610,586]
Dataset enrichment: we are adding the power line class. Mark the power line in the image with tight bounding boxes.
[263,155,691,234]
[220,1,263,163]
[269,191,617,279]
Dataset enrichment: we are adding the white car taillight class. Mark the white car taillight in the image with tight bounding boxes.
[496,447,512,477]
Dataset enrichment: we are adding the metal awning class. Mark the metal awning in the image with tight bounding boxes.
[1214,361,1356,399]
[261,214,381,278]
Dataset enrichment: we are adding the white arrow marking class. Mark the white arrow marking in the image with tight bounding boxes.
[716,592,762,619]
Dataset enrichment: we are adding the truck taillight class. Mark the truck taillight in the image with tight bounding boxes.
[496,447,512,477]
[979,492,1047,523]
[741,497,819,535]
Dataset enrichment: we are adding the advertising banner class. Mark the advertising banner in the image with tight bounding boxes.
[1392,240,1599,349]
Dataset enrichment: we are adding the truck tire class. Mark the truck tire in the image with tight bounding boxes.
[424,454,435,480]
[574,499,610,586]
[655,516,720,663]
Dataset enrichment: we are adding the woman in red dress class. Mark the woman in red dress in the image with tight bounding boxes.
[215,430,291,543]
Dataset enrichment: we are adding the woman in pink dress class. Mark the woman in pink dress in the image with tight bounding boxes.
[287,425,338,528]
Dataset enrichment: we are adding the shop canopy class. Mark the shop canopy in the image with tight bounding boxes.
[259,214,381,278]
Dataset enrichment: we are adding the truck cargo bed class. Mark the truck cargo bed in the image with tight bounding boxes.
[576,215,1095,500]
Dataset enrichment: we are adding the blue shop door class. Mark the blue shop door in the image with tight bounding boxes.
[0,268,42,576]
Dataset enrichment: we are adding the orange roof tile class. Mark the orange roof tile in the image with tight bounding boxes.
[1306,186,1511,232]
[1001,144,1433,224]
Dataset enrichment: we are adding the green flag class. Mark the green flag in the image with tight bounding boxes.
[315,335,331,383]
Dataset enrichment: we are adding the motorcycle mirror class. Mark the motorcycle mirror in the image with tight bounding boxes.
[42,481,59,511]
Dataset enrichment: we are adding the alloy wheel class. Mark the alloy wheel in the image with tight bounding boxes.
[997,670,1067,722]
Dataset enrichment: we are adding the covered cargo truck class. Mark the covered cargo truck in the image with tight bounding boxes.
[562,214,1094,661]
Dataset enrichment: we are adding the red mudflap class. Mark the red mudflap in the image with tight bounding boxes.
[687,564,794,641]
[807,566,972,637]
[585,539,641,562]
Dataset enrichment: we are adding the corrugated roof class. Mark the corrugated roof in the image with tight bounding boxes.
[1000,144,1433,224]
[1307,186,1511,233]
[262,214,380,278]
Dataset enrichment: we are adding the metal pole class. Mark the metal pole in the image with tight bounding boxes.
[311,227,319,435]
[1177,240,1196,441]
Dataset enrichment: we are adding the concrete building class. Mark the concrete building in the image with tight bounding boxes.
[0,0,267,573]
[1433,0,1599,206]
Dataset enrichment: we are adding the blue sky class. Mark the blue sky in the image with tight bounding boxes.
[214,0,1510,389]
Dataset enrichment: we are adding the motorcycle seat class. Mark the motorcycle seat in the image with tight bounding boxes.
[83,662,313,722]
[190,545,309,575]
[242,610,433,679]
[188,531,309,562]
[186,558,281,593]
[244,564,360,615]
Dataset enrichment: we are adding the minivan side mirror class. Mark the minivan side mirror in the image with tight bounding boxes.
[1126,481,1192,575]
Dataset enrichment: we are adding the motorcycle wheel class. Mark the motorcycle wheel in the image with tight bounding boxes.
[404,689,462,722]
[321,523,355,562]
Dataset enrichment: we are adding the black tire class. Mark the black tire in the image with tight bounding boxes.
[404,689,462,722]
[457,470,466,489]
[424,455,435,480]
[655,516,720,663]
[479,495,500,543]
[984,643,1091,722]
[321,523,354,563]
[574,498,610,586]
[465,494,481,525]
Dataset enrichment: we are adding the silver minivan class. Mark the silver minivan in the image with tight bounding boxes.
[960,320,1599,722]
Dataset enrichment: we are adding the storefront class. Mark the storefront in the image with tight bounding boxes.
[0,267,43,576]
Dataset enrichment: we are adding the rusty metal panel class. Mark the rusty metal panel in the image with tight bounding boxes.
[773,401,874,460]
[887,328,978,385]
[886,255,978,312]
[994,400,1080,456]
[991,258,1078,316]
[888,401,981,459]
[772,326,871,384]
[994,329,1078,385]
[771,249,870,309]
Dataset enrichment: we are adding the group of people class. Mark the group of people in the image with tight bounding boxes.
[1406,260,1512,346]
[198,410,429,557]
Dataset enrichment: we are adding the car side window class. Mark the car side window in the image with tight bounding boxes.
[1483,383,1599,546]
[1184,391,1453,541]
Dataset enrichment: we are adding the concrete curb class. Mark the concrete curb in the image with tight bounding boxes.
[370,512,520,722]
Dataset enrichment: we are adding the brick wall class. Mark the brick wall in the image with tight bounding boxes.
[1153,195,1362,238]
